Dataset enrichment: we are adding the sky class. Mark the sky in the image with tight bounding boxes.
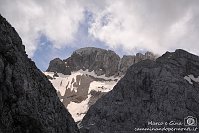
[0,0,199,71]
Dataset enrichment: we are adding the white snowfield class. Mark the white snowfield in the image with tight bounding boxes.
[184,74,199,84]
[67,95,91,122]
[44,69,120,122]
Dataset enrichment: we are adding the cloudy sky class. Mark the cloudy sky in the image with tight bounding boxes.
[1,0,199,71]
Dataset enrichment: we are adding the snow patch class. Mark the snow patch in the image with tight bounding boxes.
[67,95,91,122]
[184,74,199,84]
[44,69,120,94]
[79,69,119,81]
[44,71,86,96]
[44,69,120,122]
[89,81,117,93]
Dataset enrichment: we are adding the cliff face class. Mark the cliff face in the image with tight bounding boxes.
[48,58,72,75]
[118,51,156,75]
[47,47,157,77]
[80,49,199,133]
[47,47,121,77]
[0,15,79,133]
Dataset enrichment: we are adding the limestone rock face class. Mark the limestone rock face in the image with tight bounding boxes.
[47,47,157,77]
[118,51,157,75]
[69,48,121,77]
[47,58,71,75]
[0,15,79,133]
[80,49,199,133]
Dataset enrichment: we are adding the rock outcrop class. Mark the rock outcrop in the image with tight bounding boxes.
[47,47,157,77]
[48,58,71,75]
[118,51,156,75]
[80,49,199,133]
[0,15,79,133]
[47,47,121,77]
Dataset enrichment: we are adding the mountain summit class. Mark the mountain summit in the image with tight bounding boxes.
[47,47,156,77]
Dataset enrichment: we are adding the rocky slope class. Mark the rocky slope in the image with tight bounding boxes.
[80,49,199,133]
[0,15,79,133]
[45,48,156,122]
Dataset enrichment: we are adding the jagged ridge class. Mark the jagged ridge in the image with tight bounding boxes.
[47,47,157,77]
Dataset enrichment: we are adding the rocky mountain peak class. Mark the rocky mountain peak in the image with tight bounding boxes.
[67,47,120,77]
[160,49,198,61]
[80,49,199,133]
[73,47,116,56]
[45,47,157,122]
[47,47,157,77]
[47,58,71,75]
[0,14,79,133]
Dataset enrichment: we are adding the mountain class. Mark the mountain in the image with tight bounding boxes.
[45,47,157,122]
[0,15,79,133]
[44,70,119,122]
[47,47,157,77]
[79,49,199,133]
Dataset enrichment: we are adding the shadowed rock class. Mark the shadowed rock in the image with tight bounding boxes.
[0,15,79,133]
[80,49,199,133]
[47,58,71,75]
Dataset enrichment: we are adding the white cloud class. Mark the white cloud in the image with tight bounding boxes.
[88,0,199,55]
[0,0,84,57]
[1,0,199,57]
